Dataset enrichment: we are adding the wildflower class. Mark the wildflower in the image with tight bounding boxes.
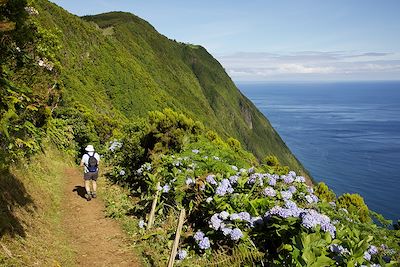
[230,228,243,241]
[198,237,210,250]
[206,197,213,203]
[138,220,146,229]
[206,175,217,185]
[119,169,126,176]
[194,231,205,242]
[192,149,200,154]
[263,187,276,197]
[177,249,187,260]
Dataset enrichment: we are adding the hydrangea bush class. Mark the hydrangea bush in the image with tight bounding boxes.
[105,110,400,266]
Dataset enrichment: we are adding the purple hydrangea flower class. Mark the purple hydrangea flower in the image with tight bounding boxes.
[329,244,349,255]
[311,194,319,203]
[295,176,306,183]
[263,187,276,197]
[198,237,210,249]
[238,212,251,222]
[307,186,314,194]
[206,175,217,185]
[219,211,229,220]
[288,171,296,177]
[210,214,222,230]
[162,184,170,193]
[216,179,233,196]
[368,245,378,255]
[194,231,205,242]
[177,249,187,260]
[138,220,146,229]
[305,195,314,203]
[229,175,239,184]
[248,167,255,173]
[268,177,277,186]
[283,175,294,184]
[230,228,243,241]
[230,213,241,221]
[364,251,371,261]
[288,185,297,194]
[186,177,194,186]
[222,227,232,236]
[300,209,336,238]
[281,190,293,200]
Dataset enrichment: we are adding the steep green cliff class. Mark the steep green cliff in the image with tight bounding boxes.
[36,0,307,175]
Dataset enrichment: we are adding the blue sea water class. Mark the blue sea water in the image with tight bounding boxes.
[238,81,400,221]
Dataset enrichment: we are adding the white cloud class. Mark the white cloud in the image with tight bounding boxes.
[216,51,400,81]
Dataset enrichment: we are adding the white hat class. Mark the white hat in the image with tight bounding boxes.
[85,145,95,152]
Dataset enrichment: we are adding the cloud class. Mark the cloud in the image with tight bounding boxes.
[216,51,400,81]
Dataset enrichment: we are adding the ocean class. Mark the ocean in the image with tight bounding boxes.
[237,81,400,221]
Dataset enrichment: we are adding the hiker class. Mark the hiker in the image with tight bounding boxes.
[80,145,100,201]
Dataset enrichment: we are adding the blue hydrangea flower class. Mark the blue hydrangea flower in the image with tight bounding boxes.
[305,195,314,203]
[206,175,217,185]
[364,251,371,261]
[248,167,255,173]
[219,211,230,220]
[263,187,276,197]
[268,177,277,186]
[300,209,336,238]
[177,249,187,260]
[283,175,294,184]
[230,228,243,241]
[186,177,194,186]
[288,171,296,177]
[280,190,293,200]
[194,231,205,242]
[198,237,210,249]
[295,176,306,183]
[222,227,232,236]
[329,244,349,255]
[230,213,241,221]
[210,214,222,230]
[368,245,378,255]
[138,220,146,229]
[229,175,239,184]
[162,184,170,193]
[215,179,232,196]
[288,185,297,193]
[238,212,251,222]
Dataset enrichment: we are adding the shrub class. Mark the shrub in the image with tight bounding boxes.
[314,182,336,202]
[337,193,370,223]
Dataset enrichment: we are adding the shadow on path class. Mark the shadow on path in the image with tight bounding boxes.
[72,186,87,200]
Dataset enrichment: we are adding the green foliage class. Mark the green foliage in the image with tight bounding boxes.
[314,182,336,202]
[263,155,280,167]
[337,193,370,223]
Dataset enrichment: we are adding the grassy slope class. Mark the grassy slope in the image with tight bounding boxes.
[0,146,75,266]
[36,1,308,177]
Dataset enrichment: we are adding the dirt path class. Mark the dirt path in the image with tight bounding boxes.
[62,167,140,267]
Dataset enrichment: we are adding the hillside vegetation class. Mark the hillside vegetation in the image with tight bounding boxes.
[33,0,307,176]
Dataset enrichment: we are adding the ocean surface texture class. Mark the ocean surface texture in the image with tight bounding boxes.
[238,82,400,221]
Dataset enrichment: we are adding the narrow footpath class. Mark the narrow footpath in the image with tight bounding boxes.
[62,167,139,267]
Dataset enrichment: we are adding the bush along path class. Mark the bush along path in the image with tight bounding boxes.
[103,109,400,266]
[62,167,139,267]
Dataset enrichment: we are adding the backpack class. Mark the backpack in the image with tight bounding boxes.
[87,153,98,172]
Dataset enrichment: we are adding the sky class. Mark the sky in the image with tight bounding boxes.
[50,0,400,81]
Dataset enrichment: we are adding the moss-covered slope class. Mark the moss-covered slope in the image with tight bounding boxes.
[36,1,307,176]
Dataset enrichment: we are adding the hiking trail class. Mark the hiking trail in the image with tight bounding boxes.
[62,167,139,267]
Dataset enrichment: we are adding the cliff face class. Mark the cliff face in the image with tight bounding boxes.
[36,1,308,175]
